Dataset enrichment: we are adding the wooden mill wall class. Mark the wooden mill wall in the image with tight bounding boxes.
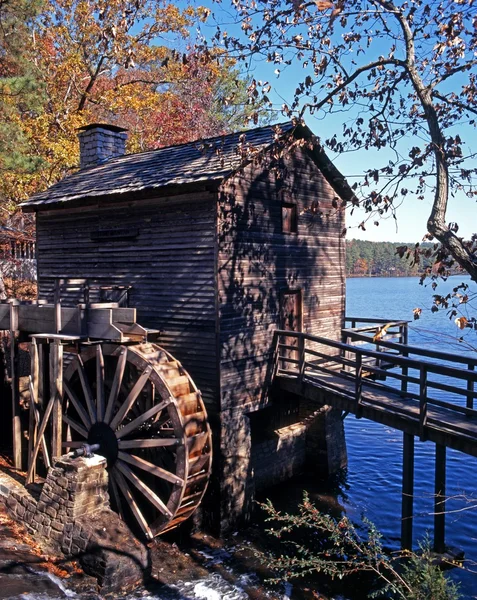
[216,146,345,529]
[217,146,346,413]
[35,192,219,410]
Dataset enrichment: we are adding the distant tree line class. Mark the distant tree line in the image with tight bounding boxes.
[346,240,430,277]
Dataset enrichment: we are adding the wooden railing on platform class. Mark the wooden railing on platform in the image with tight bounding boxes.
[343,316,409,346]
[272,328,477,446]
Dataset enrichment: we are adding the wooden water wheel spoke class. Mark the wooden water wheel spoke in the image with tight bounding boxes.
[109,470,125,521]
[96,345,105,422]
[112,468,153,539]
[63,414,88,439]
[118,438,181,449]
[76,356,97,425]
[64,381,92,429]
[104,347,127,424]
[115,398,171,440]
[116,461,173,519]
[110,365,153,430]
[118,451,184,486]
[62,342,212,538]
[61,440,85,449]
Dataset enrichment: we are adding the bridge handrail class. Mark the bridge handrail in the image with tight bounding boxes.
[274,330,477,384]
[341,328,477,368]
[345,316,408,325]
[272,329,477,433]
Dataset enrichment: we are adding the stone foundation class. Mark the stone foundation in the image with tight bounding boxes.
[217,391,348,532]
[252,422,307,491]
[3,454,148,594]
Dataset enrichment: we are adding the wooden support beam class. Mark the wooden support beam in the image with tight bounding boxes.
[50,340,63,460]
[434,444,446,554]
[401,432,415,551]
[467,364,475,410]
[9,301,21,470]
[27,338,39,481]
[419,365,428,441]
[355,352,363,419]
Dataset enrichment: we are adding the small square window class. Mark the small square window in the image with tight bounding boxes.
[282,203,297,233]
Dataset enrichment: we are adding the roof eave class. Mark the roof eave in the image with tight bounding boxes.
[21,178,224,213]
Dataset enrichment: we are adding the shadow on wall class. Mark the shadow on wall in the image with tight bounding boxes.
[215,146,346,528]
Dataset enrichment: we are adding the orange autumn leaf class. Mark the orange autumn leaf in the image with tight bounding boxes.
[455,316,468,330]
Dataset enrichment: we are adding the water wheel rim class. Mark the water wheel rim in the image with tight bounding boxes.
[62,342,212,539]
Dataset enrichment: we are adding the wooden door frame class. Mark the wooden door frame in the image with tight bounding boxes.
[279,288,303,332]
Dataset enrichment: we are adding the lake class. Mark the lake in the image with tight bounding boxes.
[343,276,477,598]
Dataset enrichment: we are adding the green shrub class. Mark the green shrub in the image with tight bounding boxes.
[259,492,460,600]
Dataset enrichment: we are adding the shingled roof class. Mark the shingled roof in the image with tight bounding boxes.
[22,122,298,210]
[22,120,356,211]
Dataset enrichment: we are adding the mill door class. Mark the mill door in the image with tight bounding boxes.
[280,290,302,369]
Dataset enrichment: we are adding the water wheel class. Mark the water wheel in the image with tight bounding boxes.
[61,342,212,539]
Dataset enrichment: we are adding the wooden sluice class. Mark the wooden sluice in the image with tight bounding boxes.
[272,322,477,552]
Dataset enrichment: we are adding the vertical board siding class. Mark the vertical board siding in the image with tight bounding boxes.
[218,147,345,413]
[36,193,218,408]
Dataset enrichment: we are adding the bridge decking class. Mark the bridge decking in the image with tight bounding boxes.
[272,325,477,457]
[278,370,477,457]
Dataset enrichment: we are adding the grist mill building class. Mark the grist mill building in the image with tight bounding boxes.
[22,121,350,531]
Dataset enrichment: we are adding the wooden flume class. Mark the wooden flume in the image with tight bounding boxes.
[3,282,212,539]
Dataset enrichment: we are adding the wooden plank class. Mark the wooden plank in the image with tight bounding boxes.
[62,414,88,439]
[51,340,63,459]
[118,438,181,449]
[118,451,184,486]
[434,444,446,553]
[112,468,152,539]
[27,340,39,481]
[64,380,92,430]
[96,345,105,422]
[104,347,127,424]
[26,387,57,484]
[10,301,21,469]
[110,365,153,430]
[109,470,126,521]
[116,460,173,519]
[77,355,96,425]
[28,376,51,474]
[115,397,172,439]
[402,432,415,551]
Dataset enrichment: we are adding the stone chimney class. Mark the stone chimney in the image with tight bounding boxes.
[78,123,128,169]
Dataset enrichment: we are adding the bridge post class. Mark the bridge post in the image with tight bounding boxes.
[434,444,446,553]
[401,432,414,550]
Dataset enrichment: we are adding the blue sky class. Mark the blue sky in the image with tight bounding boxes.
[183,0,476,244]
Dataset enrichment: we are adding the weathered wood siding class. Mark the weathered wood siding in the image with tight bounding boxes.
[217,147,345,413]
[36,192,219,409]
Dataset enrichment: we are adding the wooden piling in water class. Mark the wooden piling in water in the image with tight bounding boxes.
[434,443,446,553]
[401,432,415,550]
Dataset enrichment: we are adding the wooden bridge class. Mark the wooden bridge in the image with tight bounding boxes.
[272,318,477,552]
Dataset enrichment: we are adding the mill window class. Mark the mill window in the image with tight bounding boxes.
[282,202,297,234]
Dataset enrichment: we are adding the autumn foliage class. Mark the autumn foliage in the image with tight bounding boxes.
[0,0,257,211]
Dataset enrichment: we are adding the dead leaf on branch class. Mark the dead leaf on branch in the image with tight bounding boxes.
[315,0,334,9]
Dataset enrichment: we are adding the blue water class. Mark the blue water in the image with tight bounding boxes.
[344,276,477,598]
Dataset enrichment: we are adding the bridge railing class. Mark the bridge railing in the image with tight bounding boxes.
[272,329,477,438]
[343,317,409,346]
